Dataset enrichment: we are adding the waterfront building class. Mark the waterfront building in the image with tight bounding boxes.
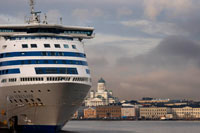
[138,98,170,104]
[96,105,121,119]
[84,107,97,119]
[121,104,136,119]
[172,106,200,119]
[140,107,172,120]
[85,78,118,107]
[71,111,78,119]
[72,106,87,119]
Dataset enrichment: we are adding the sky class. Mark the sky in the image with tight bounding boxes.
[1,0,200,100]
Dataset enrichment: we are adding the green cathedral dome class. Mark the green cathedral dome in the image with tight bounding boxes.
[98,78,105,83]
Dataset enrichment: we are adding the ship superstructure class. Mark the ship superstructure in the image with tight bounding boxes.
[0,0,94,132]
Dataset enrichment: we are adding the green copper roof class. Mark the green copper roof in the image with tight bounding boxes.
[98,78,105,83]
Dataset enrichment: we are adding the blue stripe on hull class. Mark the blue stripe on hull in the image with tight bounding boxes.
[18,125,62,133]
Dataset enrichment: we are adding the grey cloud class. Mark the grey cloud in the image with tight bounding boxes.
[153,36,200,58]
[117,68,200,100]
[179,15,200,39]
[102,36,200,100]
[86,35,200,100]
[2,0,200,100]
[86,44,127,57]
[88,57,108,68]
[117,36,200,71]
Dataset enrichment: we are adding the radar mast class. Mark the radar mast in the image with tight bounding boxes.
[27,0,41,24]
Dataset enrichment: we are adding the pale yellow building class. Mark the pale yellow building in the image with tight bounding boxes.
[172,106,200,119]
[140,107,172,119]
[121,106,136,119]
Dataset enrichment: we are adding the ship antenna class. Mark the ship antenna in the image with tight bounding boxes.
[28,0,41,24]
[30,0,35,14]
[60,17,63,25]
[43,14,48,24]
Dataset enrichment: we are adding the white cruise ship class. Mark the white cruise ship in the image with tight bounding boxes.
[0,0,94,132]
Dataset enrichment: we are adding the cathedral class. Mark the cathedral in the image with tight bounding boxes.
[84,78,119,107]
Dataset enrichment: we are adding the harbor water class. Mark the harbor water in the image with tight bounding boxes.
[62,120,200,133]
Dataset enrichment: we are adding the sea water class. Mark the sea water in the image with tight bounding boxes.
[62,121,200,133]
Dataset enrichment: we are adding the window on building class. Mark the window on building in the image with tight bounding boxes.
[22,44,28,48]
[44,44,50,48]
[72,45,76,49]
[63,44,69,48]
[31,44,37,48]
[54,44,60,48]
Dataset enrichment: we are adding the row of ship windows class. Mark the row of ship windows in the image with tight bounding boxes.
[0,51,86,58]
[21,44,76,49]
[1,30,92,36]
[0,59,88,67]
[9,98,43,105]
[1,77,89,83]
[0,68,90,75]
[35,67,78,75]
[10,36,73,41]
[0,68,20,75]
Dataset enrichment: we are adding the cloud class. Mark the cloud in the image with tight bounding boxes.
[117,36,200,72]
[46,10,62,24]
[112,36,200,99]
[118,67,200,100]
[88,33,160,46]
[1,0,200,100]
[117,7,133,17]
[88,35,200,100]
[71,8,104,21]
[0,14,23,24]
[121,19,187,37]
[86,33,160,65]
[143,0,194,19]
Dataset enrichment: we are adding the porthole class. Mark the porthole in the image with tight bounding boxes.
[37,98,41,102]
[2,45,7,49]
[25,99,29,103]
[10,100,13,103]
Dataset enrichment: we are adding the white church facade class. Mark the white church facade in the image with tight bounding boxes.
[85,78,119,107]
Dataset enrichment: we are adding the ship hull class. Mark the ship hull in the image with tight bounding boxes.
[0,82,90,132]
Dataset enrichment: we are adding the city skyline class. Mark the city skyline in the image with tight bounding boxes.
[1,0,200,100]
